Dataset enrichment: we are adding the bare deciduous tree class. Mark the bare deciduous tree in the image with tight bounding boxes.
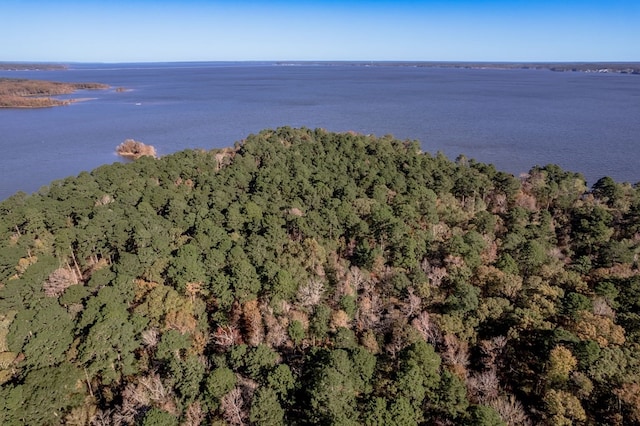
[122,381,149,408]
[403,287,422,318]
[411,311,440,345]
[141,328,159,348]
[467,369,500,405]
[139,374,169,403]
[90,409,113,426]
[112,386,139,426]
[479,335,508,368]
[490,395,531,426]
[43,267,79,297]
[346,265,367,295]
[442,333,470,378]
[261,303,288,348]
[213,325,242,349]
[428,266,448,288]
[221,387,247,426]
[182,401,205,426]
[297,278,324,308]
[593,296,615,318]
[356,285,383,331]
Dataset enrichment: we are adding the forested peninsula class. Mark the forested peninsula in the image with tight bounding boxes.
[1,128,640,425]
[0,78,109,108]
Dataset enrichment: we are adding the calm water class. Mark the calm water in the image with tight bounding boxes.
[1,62,639,200]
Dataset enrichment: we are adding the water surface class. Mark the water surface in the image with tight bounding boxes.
[1,62,639,200]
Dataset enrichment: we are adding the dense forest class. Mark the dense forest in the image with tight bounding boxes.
[1,127,639,425]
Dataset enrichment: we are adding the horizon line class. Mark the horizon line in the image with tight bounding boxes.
[2,59,640,65]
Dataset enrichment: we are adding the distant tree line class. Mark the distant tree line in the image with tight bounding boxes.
[277,61,640,74]
[0,63,67,71]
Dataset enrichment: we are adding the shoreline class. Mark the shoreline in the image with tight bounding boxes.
[2,61,639,75]
[275,61,640,75]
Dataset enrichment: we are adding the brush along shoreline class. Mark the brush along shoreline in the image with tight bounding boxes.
[0,78,110,108]
[116,139,157,159]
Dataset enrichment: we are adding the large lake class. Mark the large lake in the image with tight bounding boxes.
[1,62,639,200]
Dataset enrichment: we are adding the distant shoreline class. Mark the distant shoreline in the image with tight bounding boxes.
[275,61,640,75]
[2,61,639,75]
[0,63,67,71]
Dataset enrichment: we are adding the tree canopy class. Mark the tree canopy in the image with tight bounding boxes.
[1,127,639,425]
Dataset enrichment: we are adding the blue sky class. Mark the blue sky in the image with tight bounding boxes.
[2,0,638,62]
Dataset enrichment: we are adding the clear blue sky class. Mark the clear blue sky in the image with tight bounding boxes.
[2,0,638,63]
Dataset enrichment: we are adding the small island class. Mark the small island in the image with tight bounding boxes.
[116,139,157,159]
[0,78,109,108]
